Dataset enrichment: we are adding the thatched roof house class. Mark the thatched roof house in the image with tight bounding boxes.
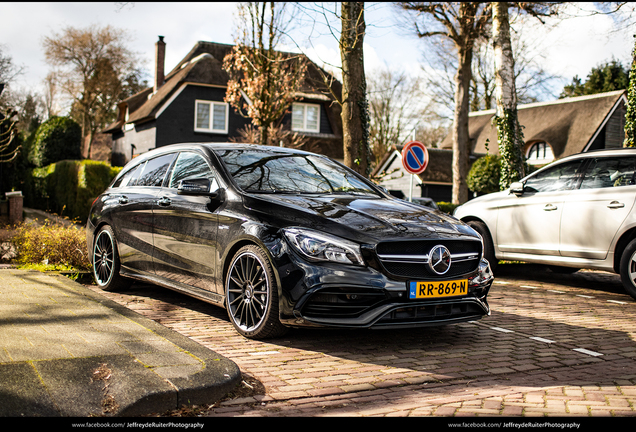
[439,89,627,166]
[374,90,628,202]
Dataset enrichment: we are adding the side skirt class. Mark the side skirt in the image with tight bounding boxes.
[120,267,226,308]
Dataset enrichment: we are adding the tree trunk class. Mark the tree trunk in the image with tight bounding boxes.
[492,2,525,189]
[340,2,370,176]
[451,44,473,204]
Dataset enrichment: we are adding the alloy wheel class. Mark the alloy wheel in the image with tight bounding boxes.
[93,229,115,286]
[226,251,270,332]
[628,250,636,287]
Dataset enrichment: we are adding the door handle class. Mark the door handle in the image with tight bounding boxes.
[157,197,171,207]
[608,201,625,209]
[118,196,129,204]
[543,204,558,211]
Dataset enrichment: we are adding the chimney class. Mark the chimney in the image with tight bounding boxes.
[154,36,166,93]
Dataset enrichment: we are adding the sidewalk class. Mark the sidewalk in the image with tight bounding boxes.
[0,269,241,417]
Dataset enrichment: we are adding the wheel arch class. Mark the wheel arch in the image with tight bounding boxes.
[220,237,284,306]
[613,228,636,273]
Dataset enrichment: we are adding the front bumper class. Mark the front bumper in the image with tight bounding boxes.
[275,241,493,329]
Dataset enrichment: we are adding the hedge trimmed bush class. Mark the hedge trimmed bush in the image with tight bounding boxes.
[30,160,121,222]
[29,116,82,168]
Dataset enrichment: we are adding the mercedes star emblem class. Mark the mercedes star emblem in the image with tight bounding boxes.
[428,245,451,275]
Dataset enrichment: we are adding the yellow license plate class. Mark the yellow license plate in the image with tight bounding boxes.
[409,280,468,299]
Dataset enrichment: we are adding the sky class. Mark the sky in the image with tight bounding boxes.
[1,2,635,105]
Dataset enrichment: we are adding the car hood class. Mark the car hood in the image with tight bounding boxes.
[243,193,478,243]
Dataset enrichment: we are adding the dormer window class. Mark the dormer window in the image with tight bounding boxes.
[292,103,320,133]
[195,100,228,134]
[526,141,554,165]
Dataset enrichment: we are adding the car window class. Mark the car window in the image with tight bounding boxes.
[168,152,219,192]
[136,154,175,187]
[524,160,585,193]
[113,162,144,188]
[579,157,636,189]
[524,159,583,192]
[216,149,379,195]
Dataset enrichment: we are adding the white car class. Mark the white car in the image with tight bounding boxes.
[454,148,636,300]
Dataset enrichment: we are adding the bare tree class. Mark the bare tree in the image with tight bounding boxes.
[223,2,307,147]
[42,25,146,158]
[339,2,371,176]
[277,2,371,176]
[0,108,20,163]
[492,2,525,188]
[399,2,492,204]
[492,2,561,189]
[367,65,424,167]
[0,44,25,109]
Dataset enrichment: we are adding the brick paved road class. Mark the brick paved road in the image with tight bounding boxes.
[87,263,636,418]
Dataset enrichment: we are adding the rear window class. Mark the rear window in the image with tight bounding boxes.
[112,163,144,188]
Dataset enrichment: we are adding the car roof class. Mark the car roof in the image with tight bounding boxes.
[132,142,320,163]
[562,148,636,160]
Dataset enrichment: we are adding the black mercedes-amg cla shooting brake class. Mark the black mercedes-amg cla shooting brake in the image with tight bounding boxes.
[87,143,493,339]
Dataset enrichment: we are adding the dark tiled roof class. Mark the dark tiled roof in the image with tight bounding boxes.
[103,41,341,133]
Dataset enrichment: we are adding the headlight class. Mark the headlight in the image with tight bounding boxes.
[283,228,364,266]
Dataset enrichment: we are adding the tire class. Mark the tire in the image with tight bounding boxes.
[619,238,636,300]
[225,245,288,339]
[548,265,580,274]
[92,225,132,292]
[467,220,498,271]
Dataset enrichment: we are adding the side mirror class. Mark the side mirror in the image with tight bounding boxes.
[178,178,219,198]
[509,181,525,196]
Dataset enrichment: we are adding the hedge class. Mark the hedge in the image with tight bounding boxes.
[28,160,122,222]
[29,116,82,168]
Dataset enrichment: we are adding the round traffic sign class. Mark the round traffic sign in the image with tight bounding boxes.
[402,141,429,175]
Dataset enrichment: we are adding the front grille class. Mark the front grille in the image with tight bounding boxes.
[376,239,481,279]
[301,287,387,318]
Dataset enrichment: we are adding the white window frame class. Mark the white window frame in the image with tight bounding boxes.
[292,102,321,133]
[526,141,554,165]
[194,100,229,134]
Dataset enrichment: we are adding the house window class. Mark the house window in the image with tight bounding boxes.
[526,141,554,165]
[292,103,320,133]
[195,100,228,134]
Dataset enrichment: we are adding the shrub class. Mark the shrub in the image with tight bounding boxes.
[436,202,459,214]
[29,116,82,167]
[11,220,91,272]
[467,154,501,195]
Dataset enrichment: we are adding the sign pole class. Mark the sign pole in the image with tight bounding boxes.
[409,174,414,202]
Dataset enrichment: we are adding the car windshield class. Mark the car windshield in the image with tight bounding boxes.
[215,148,379,196]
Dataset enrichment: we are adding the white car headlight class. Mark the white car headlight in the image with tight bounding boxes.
[283,228,364,266]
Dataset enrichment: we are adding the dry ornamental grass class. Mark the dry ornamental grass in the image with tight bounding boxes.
[9,219,91,272]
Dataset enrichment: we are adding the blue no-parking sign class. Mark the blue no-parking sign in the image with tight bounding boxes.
[402,141,429,175]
